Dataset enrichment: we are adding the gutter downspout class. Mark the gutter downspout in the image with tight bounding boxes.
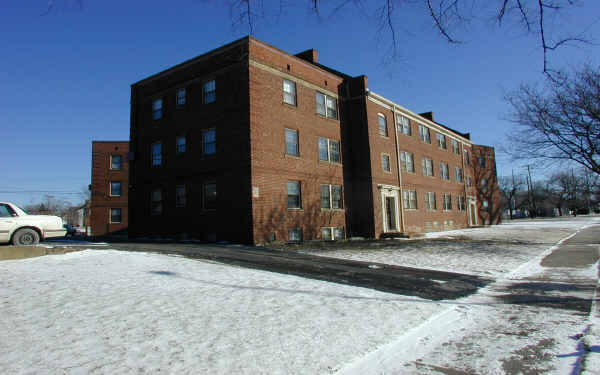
[392,107,406,234]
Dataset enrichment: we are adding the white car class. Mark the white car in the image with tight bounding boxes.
[0,202,67,245]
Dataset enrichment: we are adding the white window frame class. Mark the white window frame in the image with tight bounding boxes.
[382,153,391,172]
[203,80,216,104]
[109,181,122,197]
[378,113,388,137]
[422,157,434,177]
[109,208,122,224]
[396,115,411,135]
[436,133,447,149]
[285,128,299,156]
[321,184,343,210]
[455,167,463,183]
[440,162,450,180]
[288,228,303,242]
[202,128,216,156]
[152,98,162,120]
[110,155,122,170]
[287,181,302,209]
[321,226,345,241]
[403,189,417,210]
[176,136,186,154]
[318,137,341,163]
[283,79,297,106]
[176,88,186,108]
[419,125,431,143]
[458,196,466,211]
[451,139,460,154]
[316,92,338,119]
[425,192,437,211]
[400,151,415,173]
[442,193,452,211]
[151,142,162,167]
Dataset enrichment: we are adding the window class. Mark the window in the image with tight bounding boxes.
[288,228,303,242]
[440,162,450,180]
[109,208,122,223]
[284,128,299,156]
[466,176,473,187]
[396,115,411,135]
[451,139,460,154]
[283,79,296,106]
[382,154,391,172]
[203,80,216,104]
[479,155,486,168]
[318,138,340,163]
[203,182,217,210]
[321,184,343,209]
[464,150,471,166]
[455,167,463,183]
[176,136,186,154]
[436,133,447,149]
[458,196,466,211]
[175,185,186,208]
[316,92,338,119]
[482,200,489,210]
[425,192,436,211]
[322,227,345,241]
[378,114,388,137]
[152,99,162,120]
[400,152,415,173]
[151,142,162,166]
[422,158,434,176]
[287,181,301,209]
[403,190,417,209]
[480,178,488,192]
[0,204,15,218]
[110,155,122,170]
[151,189,162,216]
[419,125,431,143]
[203,129,216,156]
[442,194,452,211]
[176,88,186,108]
[110,181,122,197]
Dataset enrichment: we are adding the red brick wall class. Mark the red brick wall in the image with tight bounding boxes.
[249,39,346,243]
[472,145,502,225]
[90,141,129,236]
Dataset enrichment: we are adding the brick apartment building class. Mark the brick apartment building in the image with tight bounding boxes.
[90,141,129,236]
[129,36,500,244]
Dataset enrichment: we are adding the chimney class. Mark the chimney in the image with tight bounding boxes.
[420,112,434,121]
[295,49,318,64]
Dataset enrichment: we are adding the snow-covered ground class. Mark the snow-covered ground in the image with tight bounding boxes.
[1,217,598,374]
[0,250,446,374]
[302,217,600,277]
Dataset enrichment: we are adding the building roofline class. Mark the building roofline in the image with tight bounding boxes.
[132,36,250,87]
[367,91,473,144]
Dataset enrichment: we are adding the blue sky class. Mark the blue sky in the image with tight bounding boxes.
[1,0,599,207]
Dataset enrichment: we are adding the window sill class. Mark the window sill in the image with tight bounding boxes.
[287,208,303,211]
[316,113,339,122]
[321,208,345,212]
[282,102,297,108]
[319,160,342,166]
[284,154,301,159]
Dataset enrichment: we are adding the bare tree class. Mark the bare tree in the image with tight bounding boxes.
[506,64,600,175]
[42,0,593,73]
[498,173,525,219]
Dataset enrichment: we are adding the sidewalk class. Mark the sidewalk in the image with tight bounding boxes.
[339,224,600,374]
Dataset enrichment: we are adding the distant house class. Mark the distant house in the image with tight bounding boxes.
[89,141,129,236]
[127,36,500,244]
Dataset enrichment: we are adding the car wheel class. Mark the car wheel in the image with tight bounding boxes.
[12,228,40,246]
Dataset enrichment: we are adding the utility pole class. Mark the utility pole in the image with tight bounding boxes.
[526,165,536,218]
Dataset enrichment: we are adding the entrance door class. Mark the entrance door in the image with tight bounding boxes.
[385,196,397,231]
[468,202,477,226]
